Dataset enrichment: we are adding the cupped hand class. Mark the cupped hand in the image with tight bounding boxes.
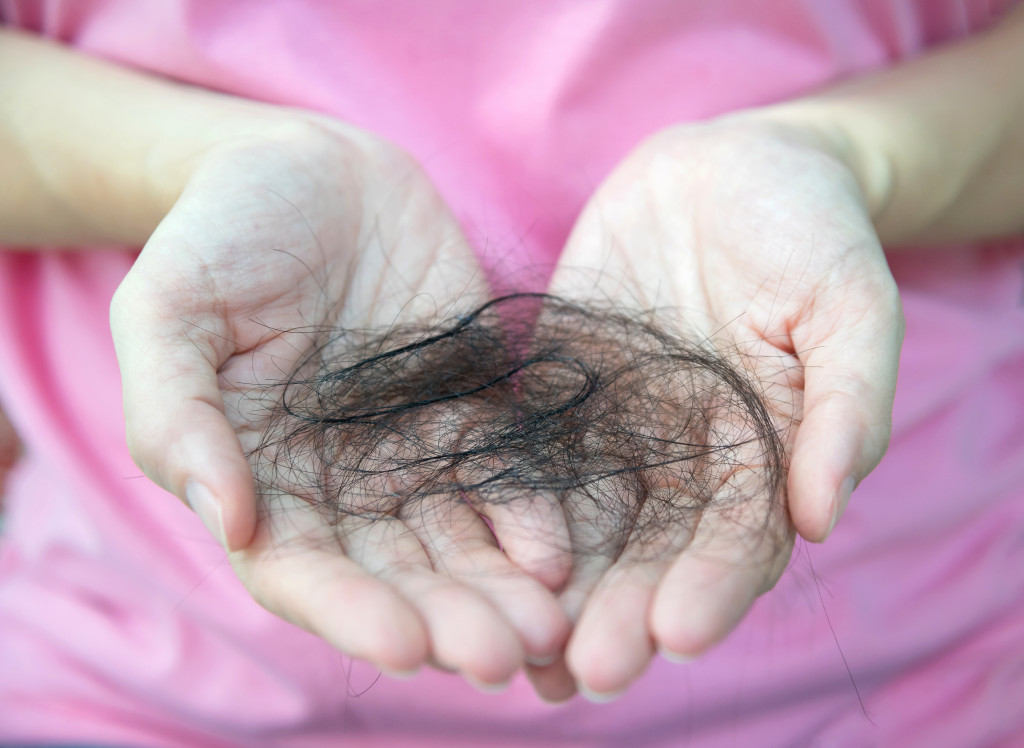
[110,120,569,686]
[528,116,904,700]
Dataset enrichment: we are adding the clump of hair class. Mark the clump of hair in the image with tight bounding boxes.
[246,293,788,562]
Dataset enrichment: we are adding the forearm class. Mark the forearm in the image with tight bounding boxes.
[0,30,310,246]
[746,5,1024,247]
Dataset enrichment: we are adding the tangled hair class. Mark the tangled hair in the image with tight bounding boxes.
[248,293,788,562]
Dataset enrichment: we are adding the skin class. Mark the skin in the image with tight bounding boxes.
[2,6,1023,702]
[531,117,903,699]
[110,122,575,686]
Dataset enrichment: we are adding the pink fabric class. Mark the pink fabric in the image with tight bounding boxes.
[1,1,1023,745]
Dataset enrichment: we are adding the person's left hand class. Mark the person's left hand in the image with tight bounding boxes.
[526,115,904,701]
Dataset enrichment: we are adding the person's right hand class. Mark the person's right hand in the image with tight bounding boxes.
[110,120,570,687]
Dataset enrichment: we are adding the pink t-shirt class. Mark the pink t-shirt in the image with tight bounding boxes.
[1,1,1023,746]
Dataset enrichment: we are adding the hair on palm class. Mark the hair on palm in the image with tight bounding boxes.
[246,292,789,565]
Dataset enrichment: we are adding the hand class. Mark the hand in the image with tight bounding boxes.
[527,117,904,700]
[110,120,569,687]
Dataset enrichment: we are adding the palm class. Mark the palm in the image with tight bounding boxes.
[111,124,568,685]
[532,120,903,698]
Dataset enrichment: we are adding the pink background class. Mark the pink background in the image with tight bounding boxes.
[1,1,1022,745]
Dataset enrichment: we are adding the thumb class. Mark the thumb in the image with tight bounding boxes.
[787,268,904,543]
[111,271,256,552]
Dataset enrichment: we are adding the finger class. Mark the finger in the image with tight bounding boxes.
[474,491,573,592]
[230,506,429,673]
[401,494,570,672]
[524,655,578,703]
[333,506,523,687]
[788,270,904,541]
[564,499,699,698]
[649,476,792,660]
[567,561,664,698]
[111,271,256,552]
[539,482,660,699]
[549,492,624,624]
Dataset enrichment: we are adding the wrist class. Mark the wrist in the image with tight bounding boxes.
[723,7,1024,247]
[140,100,345,239]
[1,31,374,247]
[716,103,895,225]
[145,105,394,230]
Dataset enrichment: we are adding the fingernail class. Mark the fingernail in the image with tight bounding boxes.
[381,666,420,681]
[827,476,857,537]
[658,646,696,665]
[186,480,227,548]
[579,685,627,704]
[465,674,513,694]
